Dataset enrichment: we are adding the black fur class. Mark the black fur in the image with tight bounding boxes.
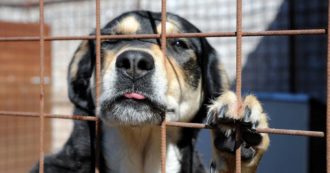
[68,40,96,115]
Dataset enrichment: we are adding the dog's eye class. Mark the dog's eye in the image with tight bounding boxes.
[103,39,119,45]
[172,40,189,49]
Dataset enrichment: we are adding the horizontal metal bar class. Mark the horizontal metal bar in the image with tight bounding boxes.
[243,29,326,36]
[0,111,324,137]
[256,128,325,137]
[166,121,207,128]
[0,111,97,121]
[0,0,89,8]
[166,122,325,138]
[0,36,94,41]
[0,29,326,42]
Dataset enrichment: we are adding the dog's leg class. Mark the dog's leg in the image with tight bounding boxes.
[206,91,269,173]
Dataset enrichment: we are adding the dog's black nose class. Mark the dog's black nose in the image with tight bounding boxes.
[116,50,155,79]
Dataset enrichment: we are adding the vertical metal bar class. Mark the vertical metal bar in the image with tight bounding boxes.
[236,0,243,98]
[327,1,330,173]
[136,0,141,10]
[161,0,167,172]
[161,121,167,173]
[95,118,100,173]
[95,0,101,172]
[235,0,243,172]
[38,0,45,173]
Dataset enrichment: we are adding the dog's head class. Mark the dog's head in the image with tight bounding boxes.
[68,11,228,126]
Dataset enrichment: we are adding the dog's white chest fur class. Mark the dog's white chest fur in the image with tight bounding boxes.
[102,125,182,173]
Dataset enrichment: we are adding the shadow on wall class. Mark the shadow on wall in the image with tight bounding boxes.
[241,0,327,172]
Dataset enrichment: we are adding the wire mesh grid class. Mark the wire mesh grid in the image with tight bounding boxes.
[0,0,328,173]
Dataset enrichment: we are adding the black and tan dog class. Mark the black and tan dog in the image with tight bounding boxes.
[31,11,269,173]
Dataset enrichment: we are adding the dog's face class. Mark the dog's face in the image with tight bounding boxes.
[68,11,226,126]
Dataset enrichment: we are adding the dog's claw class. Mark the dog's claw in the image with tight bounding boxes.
[217,105,228,120]
[243,107,252,123]
[206,111,216,128]
[209,161,216,173]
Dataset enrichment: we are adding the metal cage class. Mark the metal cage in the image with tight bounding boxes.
[0,0,328,173]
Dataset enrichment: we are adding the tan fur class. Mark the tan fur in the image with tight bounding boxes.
[149,45,186,99]
[70,41,89,80]
[156,22,178,34]
[116,16,140,34]
[150,45,166,65]
[102,50,116,74]
[209,92,242,119]
[150,44,203,122]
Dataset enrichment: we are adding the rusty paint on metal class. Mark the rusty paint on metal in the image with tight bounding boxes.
[38,0,45,172]
[160,0,167,173]
[0,29,327,42]
[95,0,101,172]
[235,0,243,172]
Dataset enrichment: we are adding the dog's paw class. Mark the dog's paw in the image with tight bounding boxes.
[206,91,269,161]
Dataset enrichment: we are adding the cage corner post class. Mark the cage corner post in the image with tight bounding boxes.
[326,0,330,172]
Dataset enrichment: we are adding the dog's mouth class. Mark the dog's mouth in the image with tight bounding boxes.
[115,92,166,111]
[99,90,167,126]
[118,91,166,110]
[123,92,147,100]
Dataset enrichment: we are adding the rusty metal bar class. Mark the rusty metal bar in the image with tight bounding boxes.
[0,111,98,121]
[38,0,45,172]
[242,29,326,36]
[166,121,207,129]
[95,118,101,173]
[327,0,330,172]
[235,0,243,172]
[0,110,324,137]
[256,128,325,137]
[0,0,89,8]
[95,0,101,172]
[235,0,243,100]
[160,121,167,173]
[160,0,167,172]
[135,0,141,10]
[0,29,327,42]
[166,122,325,138]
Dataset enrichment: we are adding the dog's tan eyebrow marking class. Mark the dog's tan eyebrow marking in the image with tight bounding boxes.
[116,16,140,34]
[156,22,178,34]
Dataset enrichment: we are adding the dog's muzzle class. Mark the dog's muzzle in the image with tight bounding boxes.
[100,50,166,126]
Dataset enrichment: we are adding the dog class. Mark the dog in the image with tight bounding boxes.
[31,11,269,173]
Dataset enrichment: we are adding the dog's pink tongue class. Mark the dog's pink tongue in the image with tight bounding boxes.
[124,93,146,100]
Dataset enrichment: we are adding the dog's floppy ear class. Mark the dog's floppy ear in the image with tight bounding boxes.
[200,38,228,103]
[67,40,96,114]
